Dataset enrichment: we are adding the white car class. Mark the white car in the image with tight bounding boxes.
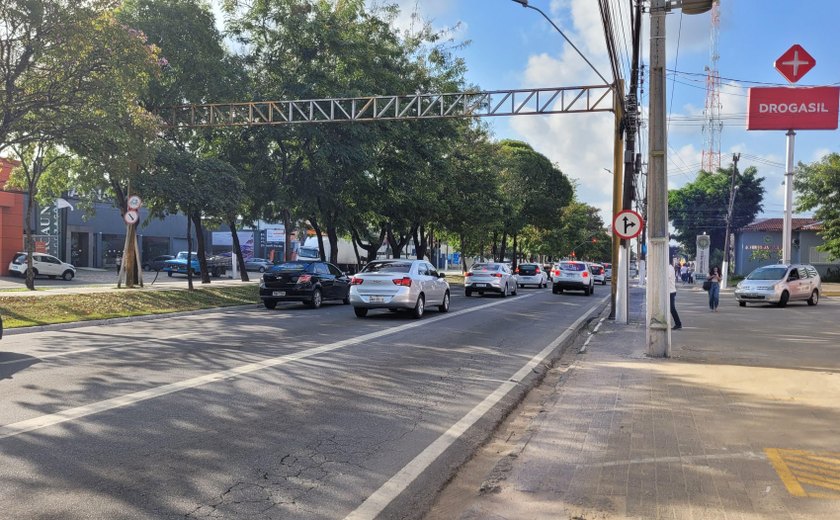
[551,260,594,296]
[735,264,821,307]
[8,252,76,280]
[465,262,517,297]
[515,263,548,288]
[349,259,450,318]
[588,263,607,285]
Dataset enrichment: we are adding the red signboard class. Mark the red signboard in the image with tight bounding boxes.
[747,86,839,130]
[774,44,815,83]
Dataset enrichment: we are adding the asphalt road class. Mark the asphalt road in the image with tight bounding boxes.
[0,285,605,519]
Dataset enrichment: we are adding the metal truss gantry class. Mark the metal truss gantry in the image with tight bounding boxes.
[158,85,614,128]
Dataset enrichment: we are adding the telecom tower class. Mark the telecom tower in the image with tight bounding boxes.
[701,0,722,173]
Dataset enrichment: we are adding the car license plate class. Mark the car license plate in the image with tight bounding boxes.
[369,296,386,303]
[475,283,487,288]
[272,291,285,297]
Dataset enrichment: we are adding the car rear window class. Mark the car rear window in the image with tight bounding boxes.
[471,263,500,272]
[518,264,537,274]
[746,266,787,281]
[274,262,312,272]
[560,262,586,271]
[363,261,412,273]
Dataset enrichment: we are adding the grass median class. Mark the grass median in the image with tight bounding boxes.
[0,285,259,329]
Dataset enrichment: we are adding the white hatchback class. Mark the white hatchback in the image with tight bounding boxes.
[515,263,548,288]
[8,252,76,280]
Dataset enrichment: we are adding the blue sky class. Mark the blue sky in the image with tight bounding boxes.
[214,0,840,222]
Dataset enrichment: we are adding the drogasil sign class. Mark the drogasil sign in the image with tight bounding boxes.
[747,86,840,130]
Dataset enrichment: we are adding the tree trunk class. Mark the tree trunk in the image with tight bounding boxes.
[191,212,211,283]
[186,217,194,291]
[229,219,249,282]
[350,224,385,268]
[24,177,36,290]
[491,232,499,262]
[282,209,292,262]
[460,234,468,273]
[499,231,508,263]
[413,223,428,261]
[310,216,325,261]
[326,226,339,264]
[512,234,518,269]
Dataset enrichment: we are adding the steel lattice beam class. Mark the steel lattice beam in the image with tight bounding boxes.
[158,85,614,128]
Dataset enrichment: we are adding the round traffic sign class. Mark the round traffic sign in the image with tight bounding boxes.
[127,195,143,210]
[123,209,139,225]
[613,209,644,240]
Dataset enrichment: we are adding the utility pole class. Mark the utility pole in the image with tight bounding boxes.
[647,0,670,357]
[721,153,739,288]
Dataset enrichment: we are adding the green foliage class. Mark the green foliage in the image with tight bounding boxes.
[795,153,840,261]
[668,165,765,258]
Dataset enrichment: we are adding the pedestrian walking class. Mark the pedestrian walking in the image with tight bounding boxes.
[707,265,722,312]
[680,264,688,283]
[667,264,682,329]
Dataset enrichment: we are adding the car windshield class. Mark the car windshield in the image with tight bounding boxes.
[363,261,412,273]
[274,262,313,272]
[560,262,586,271]
[746,266,788,281]
[175,252,197,260]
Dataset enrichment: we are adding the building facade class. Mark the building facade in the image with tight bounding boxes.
[734,218,840,278]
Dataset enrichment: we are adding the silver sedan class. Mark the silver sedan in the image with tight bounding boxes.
[465,262,517,297]
[349,259,450,318]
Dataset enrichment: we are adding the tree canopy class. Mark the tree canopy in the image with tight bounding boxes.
[795,153,840,261]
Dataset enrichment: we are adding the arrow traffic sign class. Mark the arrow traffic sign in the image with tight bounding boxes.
[613,209,644,240]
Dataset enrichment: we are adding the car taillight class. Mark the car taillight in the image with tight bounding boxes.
[297,274,312,284]
[515,268,519,274]
[350,277,364,285]
[465,272,473,277]
[582,271,589,278]
[492,273,503,278]
[393,277,412,287]
[535,267,540,273]
[553,270,559,276]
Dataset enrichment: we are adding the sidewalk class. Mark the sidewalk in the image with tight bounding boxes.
[432,285,840,520]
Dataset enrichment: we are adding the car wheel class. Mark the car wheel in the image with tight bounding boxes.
[778,290,789,308]
[465,289,472,297]
[500,284,508,298]
[48,275,56,279]
[412,294,425,319]
[143,264,151,271]
[342,292,350,305]
[807,290,819,306]
[167,271,173,277]
[61,270,74,281]
[552,285,559,294]
[353,307,368,318]
[438,291,450,313]
[739,301,746,307]
[588,284,594,295]
[258,266,265,273]
[512,283,518,296]
[308,288,323,309]
[263,299,277,310]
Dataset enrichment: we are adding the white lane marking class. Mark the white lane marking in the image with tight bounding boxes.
[0,294,536,440]
[0,332,200,365]
[344,294,608,520]
[580,315,607,353]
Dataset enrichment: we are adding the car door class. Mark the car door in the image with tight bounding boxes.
[327,263,349,299]
[425,262,444,304]
[785,267,803,300]
[796,266,812,300]
[315,263,335,298]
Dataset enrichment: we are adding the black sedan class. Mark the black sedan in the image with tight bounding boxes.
[260,260,351,309]
[142,254,175,272]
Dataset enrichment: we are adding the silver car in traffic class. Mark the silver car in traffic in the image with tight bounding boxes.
[349,259,450,318]
[465,262,517,297]
[735,264,821,307]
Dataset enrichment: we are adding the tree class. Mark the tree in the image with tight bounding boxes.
[795,153,840,260]
[668,166,765,258]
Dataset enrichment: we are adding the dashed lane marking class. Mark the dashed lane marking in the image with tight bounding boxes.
[765,448,840,498]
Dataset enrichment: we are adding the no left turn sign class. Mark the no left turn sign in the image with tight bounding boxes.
[613,209,644,240]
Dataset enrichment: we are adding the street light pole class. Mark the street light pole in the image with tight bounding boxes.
[721,153,740,288]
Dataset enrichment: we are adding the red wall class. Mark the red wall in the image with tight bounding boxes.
[0,158,24,276]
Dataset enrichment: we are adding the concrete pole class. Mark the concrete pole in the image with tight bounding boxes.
[646,0,670,357]
[614,81,628,323]
[782,130,795,264]
[609,97,623,320]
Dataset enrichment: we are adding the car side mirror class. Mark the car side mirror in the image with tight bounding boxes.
[438,273,446,278]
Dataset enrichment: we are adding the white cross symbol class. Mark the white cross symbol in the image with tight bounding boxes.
[782,50,810,77]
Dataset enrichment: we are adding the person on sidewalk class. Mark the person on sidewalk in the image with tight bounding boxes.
[707,265,722,312]
[667,264,682,329]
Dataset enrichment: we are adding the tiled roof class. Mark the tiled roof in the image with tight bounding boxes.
[739,218,821,232]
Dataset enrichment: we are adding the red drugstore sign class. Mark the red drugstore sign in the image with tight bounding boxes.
[747,86,840,130]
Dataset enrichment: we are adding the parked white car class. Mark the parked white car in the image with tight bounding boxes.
[8,252,76,280]
[349,259,450,318]
[515,263,548,288]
